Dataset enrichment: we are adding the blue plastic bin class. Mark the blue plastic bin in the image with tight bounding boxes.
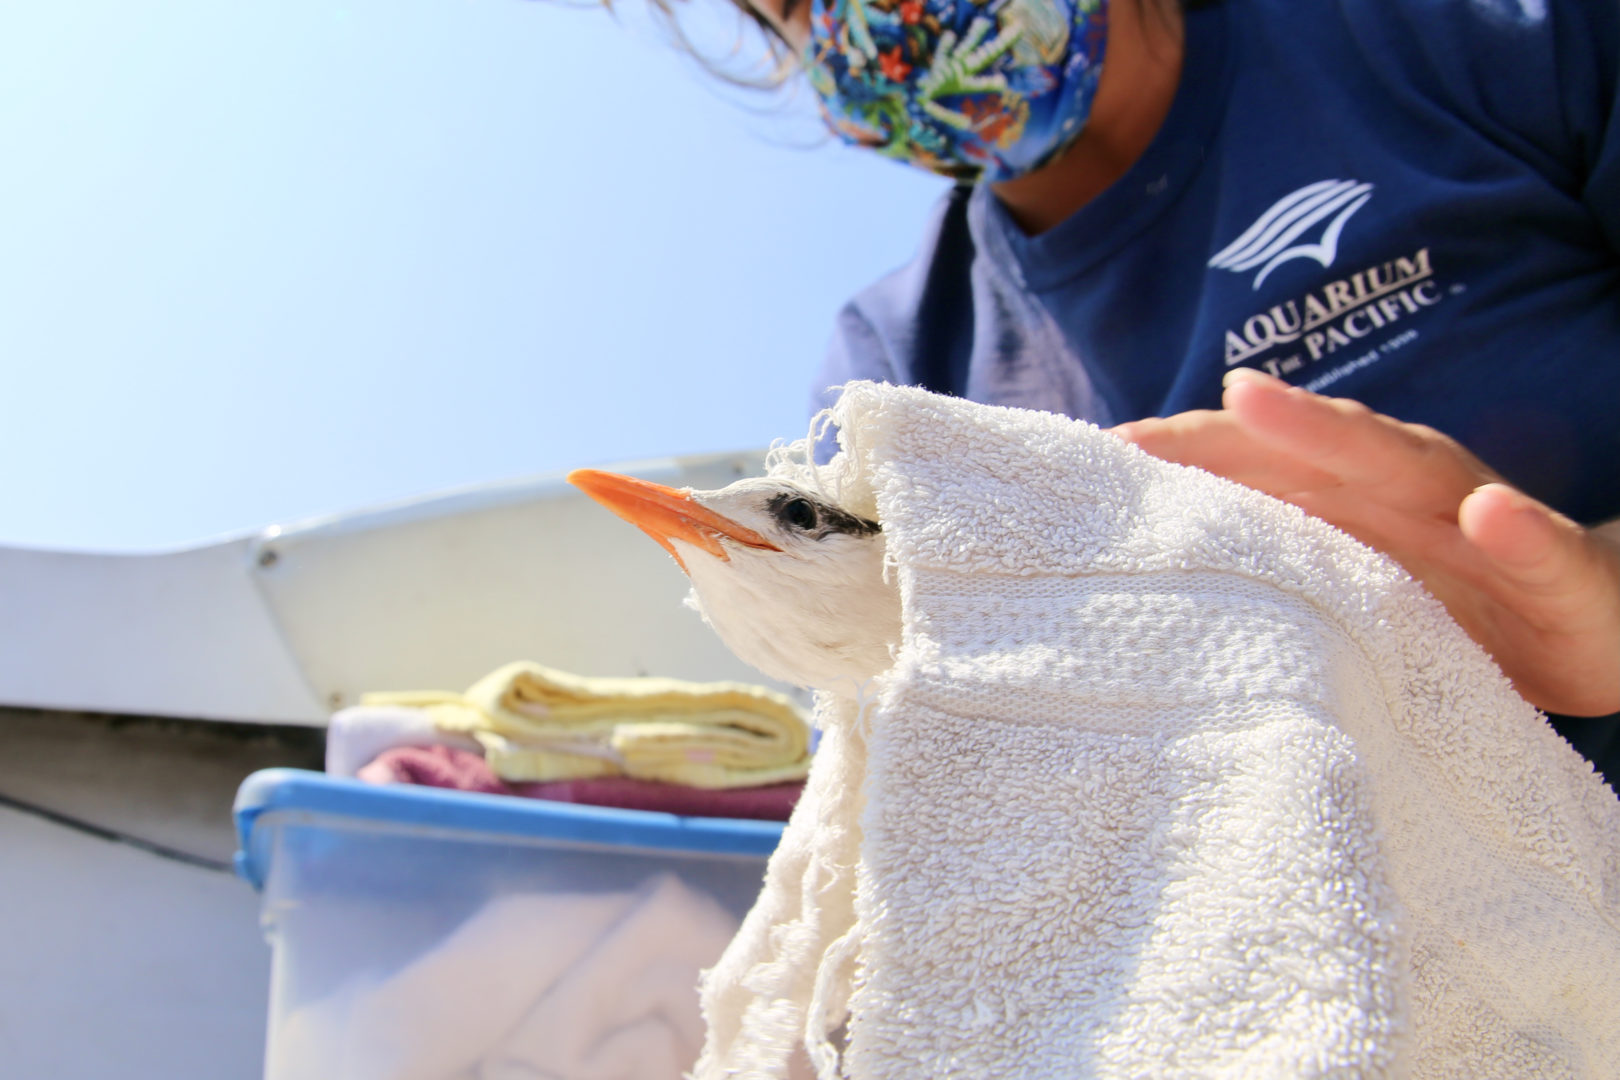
[234,769,783,1080]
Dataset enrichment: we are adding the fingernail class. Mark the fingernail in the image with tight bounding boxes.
[1222,367,1286,390]
[1476,481,1536,515]
[1108,422,1140,442]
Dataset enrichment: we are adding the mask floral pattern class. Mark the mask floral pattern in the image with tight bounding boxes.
[802,0,1109,182]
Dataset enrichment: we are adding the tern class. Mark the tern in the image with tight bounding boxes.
[568,469,901,695]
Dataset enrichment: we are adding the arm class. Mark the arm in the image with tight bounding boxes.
[1113,367,1620,718]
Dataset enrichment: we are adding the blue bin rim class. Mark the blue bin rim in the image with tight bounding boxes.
[233,768,785,889]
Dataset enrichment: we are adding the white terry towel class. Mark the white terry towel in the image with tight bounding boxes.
[694,381,1620,1080]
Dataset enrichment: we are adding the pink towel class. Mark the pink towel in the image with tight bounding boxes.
[358,745,803,822]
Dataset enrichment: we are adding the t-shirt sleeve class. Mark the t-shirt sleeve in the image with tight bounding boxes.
[1361,0,1620,251]
[1563,0,1620,253]
[810,301,900,418]
[807,186,973,423]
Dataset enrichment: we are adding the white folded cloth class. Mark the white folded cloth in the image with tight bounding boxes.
[273,874,739,1080]
[324,704,481,778]
[695,381,1620,1080]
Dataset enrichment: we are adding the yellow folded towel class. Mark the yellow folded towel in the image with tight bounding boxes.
[362,661,811,789]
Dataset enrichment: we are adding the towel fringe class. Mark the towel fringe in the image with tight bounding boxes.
[805,923,862,1080]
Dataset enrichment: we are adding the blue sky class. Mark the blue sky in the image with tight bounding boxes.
[0,0,944,551]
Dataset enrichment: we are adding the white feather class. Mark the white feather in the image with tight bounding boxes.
[672,478,900,697]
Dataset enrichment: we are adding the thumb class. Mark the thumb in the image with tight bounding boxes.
[1458,483,1620,716]
[1457,483,1586,594]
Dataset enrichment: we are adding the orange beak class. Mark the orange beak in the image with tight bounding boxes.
[567,469,781,573]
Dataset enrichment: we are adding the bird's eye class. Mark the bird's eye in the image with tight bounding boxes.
[779,497,818,532]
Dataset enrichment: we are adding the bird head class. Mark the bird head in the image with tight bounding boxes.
[568,469,901,696]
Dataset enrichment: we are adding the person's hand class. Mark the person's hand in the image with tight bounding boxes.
[1110,367,1620,718]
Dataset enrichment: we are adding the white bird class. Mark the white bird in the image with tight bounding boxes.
[568,469,901,696]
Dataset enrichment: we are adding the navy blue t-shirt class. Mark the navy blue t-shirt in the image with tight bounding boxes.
[817,0,1620,772]
[819,0,1620,527]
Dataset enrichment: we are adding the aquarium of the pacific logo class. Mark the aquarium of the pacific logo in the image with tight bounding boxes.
[1208,179,1375,290]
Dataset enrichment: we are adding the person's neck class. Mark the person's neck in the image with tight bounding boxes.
[990,0,1186,236]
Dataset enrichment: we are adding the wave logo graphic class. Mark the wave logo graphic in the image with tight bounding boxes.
[1209,179,1375,290]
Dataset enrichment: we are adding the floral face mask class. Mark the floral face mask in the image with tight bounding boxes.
[802,0,1109,182]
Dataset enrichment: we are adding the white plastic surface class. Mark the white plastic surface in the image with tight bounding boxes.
[0,801,269,1080]
[0,449,785,724]
[248,451,789,717]
[0,540,321,722]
